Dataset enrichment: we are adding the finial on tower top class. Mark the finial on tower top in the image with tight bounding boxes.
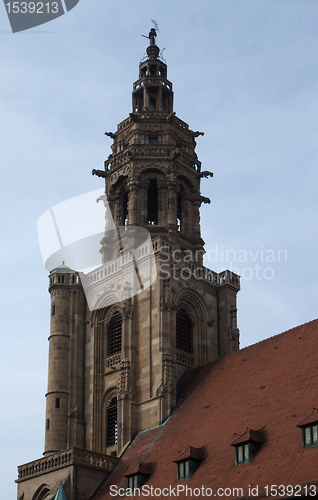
[141,20,159,48]
[149,27,157,45]
[141,24,160,60]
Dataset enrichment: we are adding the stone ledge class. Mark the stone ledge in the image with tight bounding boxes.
[16,447,118,483]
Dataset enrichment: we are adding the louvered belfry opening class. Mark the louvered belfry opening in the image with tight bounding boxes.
[176,308,193,354]
[108,312,122,355]
[107,398,118,446]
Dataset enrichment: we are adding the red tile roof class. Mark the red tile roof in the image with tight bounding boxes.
[125,462,155,477]
[297,408,318,427]
[173,446,206,462]
[230,428,266,446]
[92,318,318,499]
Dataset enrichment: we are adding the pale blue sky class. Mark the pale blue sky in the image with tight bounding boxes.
[1,1,318,497]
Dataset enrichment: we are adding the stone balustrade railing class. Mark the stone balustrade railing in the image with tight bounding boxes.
[106,353,122,369]
[176,351,195,367]
[17,447,118,482]
[153,237,240,290]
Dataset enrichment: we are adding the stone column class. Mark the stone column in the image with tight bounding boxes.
[157,179,166,226]
[117,296,134,451]
[182,193,191,236]
[45,271,84,455]
[166,178,178,238]
[139,181,148,226]
[127,178,139,226]
[217,283,240,357]
[158,85,163,111]
[192,194,202,241]
[67,287,86,450]
[158,280,177,423]
[143,86,149,111]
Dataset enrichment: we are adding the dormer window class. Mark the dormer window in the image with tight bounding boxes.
[303,424,318,447]
[231,429,265,466]
[235,443,254,465]
[297,410,318,447]
[125,462,154,491]
[177,459,197,481]
[174,446,205,481]
[127,474,148,491]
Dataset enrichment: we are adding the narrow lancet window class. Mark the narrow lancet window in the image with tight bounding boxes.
[147,180,158,225]
[124,192,128,226]
[107,398,118,446]
[177,193,182,230]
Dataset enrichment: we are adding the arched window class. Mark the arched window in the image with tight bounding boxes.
[108,312,122,356]
[107,398,118,446]
[32,484,51,500]
[177,193,182,230]
[147,179,158,225]
[123,191,128,226]
[176,309,192,354]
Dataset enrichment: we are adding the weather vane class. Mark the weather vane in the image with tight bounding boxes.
[151,19,159,31]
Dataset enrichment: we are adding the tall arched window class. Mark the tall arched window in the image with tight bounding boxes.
[108,312,122,356]
[107,398,118,446]
[177,192,182,230]
[123,191,128,226]
[147,179,158,225]
[176,308,192,354]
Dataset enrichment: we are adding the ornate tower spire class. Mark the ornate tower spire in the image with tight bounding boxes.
[97,28,213,265]
[132,27,173,114]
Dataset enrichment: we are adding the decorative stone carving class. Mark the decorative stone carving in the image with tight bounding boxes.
[122,298,133,319]
[228,306,240,341]
[207,318,214,327]
[160,281,176,311]
[118,359,132,400]
[106,390,118,407]
[156,352,176,395]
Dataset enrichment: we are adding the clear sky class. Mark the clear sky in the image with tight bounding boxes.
[1,1,318,498]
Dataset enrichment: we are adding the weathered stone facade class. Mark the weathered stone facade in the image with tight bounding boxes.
[17,28,240,500]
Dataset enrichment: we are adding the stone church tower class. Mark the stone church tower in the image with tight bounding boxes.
[17,29,240,500]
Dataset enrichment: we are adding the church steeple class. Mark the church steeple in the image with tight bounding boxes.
[95,28,213,265]
[87,31,239,451]
[17,29,240,500]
